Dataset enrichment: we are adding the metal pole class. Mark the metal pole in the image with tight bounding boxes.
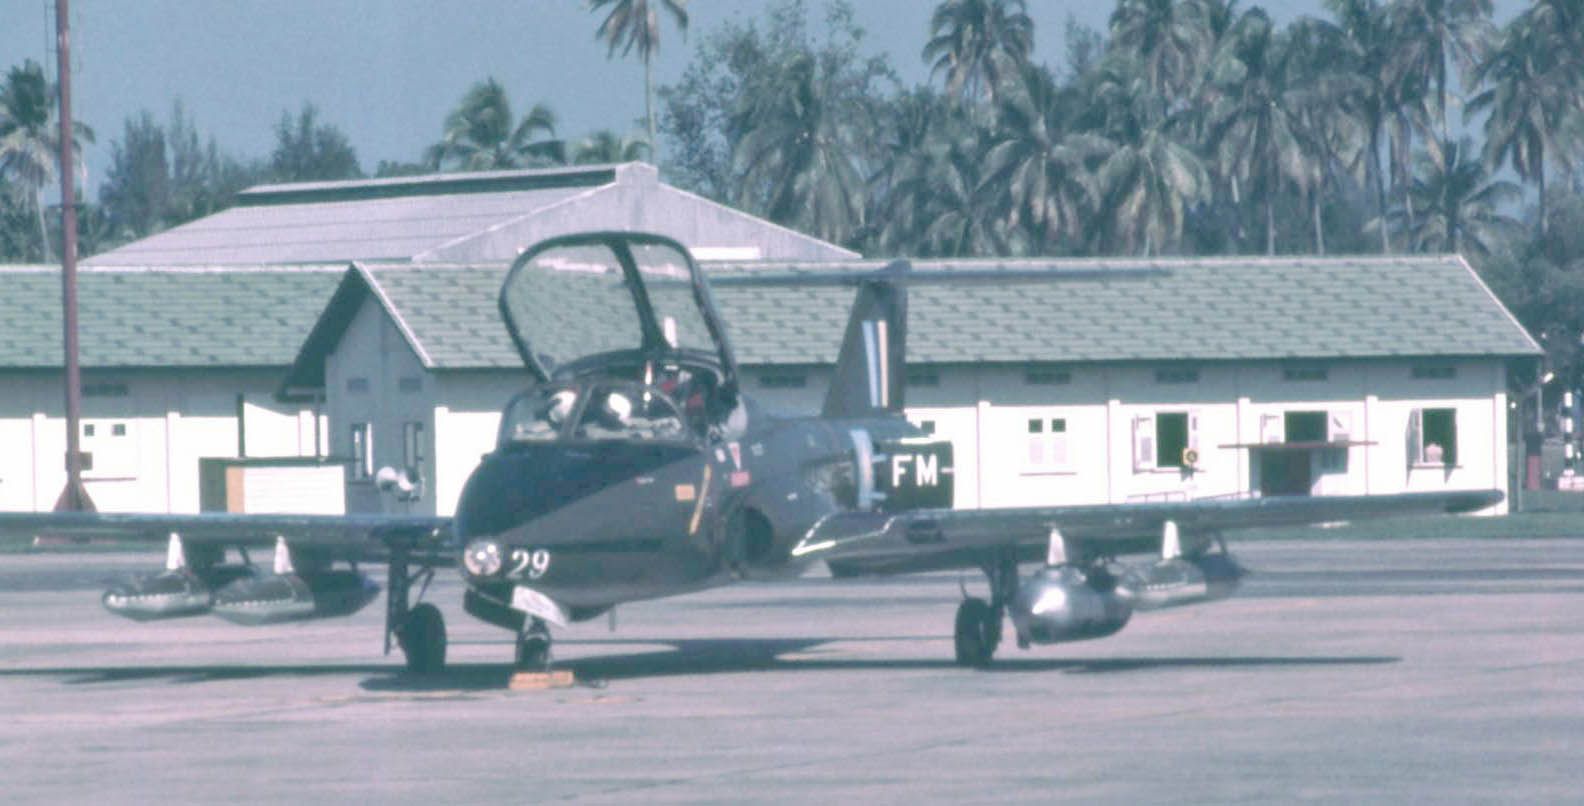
[52,0,92,513]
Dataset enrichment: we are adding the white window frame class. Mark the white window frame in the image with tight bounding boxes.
[1024,416,1070,473]
[1409,407,1458,467]
[1319,411,1353,473]
[351,423,373,480]
[1134,410,1200,472]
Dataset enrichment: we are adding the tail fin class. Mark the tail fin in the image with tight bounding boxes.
[821,260,910,419]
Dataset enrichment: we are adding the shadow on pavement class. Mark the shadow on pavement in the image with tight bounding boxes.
[0,636,1398,690]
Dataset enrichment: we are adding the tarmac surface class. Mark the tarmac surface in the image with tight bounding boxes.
[1,537,1581,804]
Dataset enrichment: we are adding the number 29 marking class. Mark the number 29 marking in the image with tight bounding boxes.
[509,548,552,579]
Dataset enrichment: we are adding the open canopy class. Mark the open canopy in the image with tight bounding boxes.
[498,232,738,386]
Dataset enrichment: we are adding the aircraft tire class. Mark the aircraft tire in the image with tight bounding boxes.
[954,597,998,667]
[516,618,552,670]
[400,603,447,674]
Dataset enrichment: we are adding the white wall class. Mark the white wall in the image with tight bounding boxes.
[0,369,321,513]
[897,360,1509,514]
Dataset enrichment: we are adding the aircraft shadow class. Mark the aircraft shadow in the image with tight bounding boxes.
[0,663,397,686]
[361,637,1400,691]
[0,638,1398,690]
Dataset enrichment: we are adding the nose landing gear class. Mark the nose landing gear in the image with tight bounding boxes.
[516,617,553,670]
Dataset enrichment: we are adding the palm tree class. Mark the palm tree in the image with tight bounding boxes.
[1385,0,1494,139]
[1388,137,1521,255]
[590,0,688,162]
[0,59,93,261]
[872,87,1008,256]
[426,79,564,171]
[980,64,1099,254]
[922,0,1034,106]
[1086,56,1209,256]
[1324,0,1398,252]
[1203,9,1323,254]
[1467,4,1584,238]
[1107,0,1216,100]
[731,52,871,246]
[572,129,651,164]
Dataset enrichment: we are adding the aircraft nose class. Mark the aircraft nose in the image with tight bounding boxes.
[453,443,696,539]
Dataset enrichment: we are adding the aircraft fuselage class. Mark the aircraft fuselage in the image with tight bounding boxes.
[452,393,945,630]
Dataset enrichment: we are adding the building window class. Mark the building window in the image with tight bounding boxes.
[1412,365,1457,380]
[1283,366,1328,382]
[1024,368,1071,386]
[1155,367,1199,384]
[351,423,373,479]
[1133,411,1199,471]
[80,420,137,478]
[83,382,129,397]
[1410,408,1457,466]
[1026,418,1069,469]
[347,377,371,393]
[398,377,422,393]
[1285,411,1328,442]
[403,421,425,471]
[758,373,807,389]
[907,369,940,387]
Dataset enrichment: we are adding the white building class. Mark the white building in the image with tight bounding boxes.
[0,164,855,514]
[0,264,341,513]
[285,254,1539,517]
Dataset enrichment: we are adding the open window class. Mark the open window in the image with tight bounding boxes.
[1133,411,1199,471]
[1409,408,1457,467]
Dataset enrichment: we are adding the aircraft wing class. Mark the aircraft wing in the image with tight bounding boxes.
[0,511,453,563]
[793,489,1503,571]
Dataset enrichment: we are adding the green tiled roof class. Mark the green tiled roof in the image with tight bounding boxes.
[0,265,344,368]
[346,254,1537,373]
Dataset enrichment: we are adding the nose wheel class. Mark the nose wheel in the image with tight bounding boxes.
[515,617,553,670]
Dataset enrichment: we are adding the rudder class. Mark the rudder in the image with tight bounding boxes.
[821,260,910,418]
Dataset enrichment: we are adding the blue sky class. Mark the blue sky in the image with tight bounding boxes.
[1,0,1525,193]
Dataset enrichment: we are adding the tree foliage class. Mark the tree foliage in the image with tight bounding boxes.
[589,0,688,158]
[426,79,564,171]
[269,103,362,182]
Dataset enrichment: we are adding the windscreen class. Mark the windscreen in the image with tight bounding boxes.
[630,243,715,354]
[501,239,719,374]
[501,243,644,372]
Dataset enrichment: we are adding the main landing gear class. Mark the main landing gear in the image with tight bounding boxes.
[398,602,446,674]
[386,540,447,674]
[954,547,1018,667]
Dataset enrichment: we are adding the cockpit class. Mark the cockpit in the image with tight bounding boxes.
[498,364,727,446]
[495,232,745,449]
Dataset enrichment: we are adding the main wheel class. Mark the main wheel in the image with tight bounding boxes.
[954,597,1000,667]
[398,602,446,674]
[515,618,552,670]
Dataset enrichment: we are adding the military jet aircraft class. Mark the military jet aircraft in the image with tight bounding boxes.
[0,231,1501,673]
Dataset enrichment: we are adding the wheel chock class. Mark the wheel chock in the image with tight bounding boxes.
[509,669,576,690]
